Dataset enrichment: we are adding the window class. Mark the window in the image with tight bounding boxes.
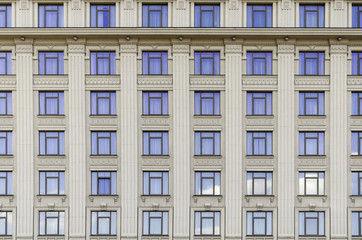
[91,211,116,235]
[195,92,220,116]
[39,211,64,235]
[195,131,220,156]
[246,212,272,236]
[39,52,64,75]
[299,132,324,156]
[0,212,12,236]
[195,5,220,27]
[247,5,272,27]
[299,92,324,116]
[351,131,362,155]
[90,52,116,75]
[143,211,168,236]
[299,172,324,195]
[352,211,362,236]
[247,92,272,116]
[143,171,168,195]
[91,131,117,156]
[39,92,64,115]
[352,52,362,75]
[195,211,220,236]
[143,131,168,156]
[247,52,272,75]
[0,92,11,115]
[142,5,168,27]
[195,52,220,75]
[91,172,117,195]
[90,5,115,27]
[0,5,11,28]
[300,5,324,28]
[247,132,272,156]
[299,52,324,75]
[0,132,12,156]
[352,172,362,195]
[142,52,168,75]
[352,5,362,28]
[38,5,63,27]
[0,52,11,75]
[91,92,116,115]
[299,212,324,236]
[39,131,64,156]
[142,92,168,115]
[39,172,65,195]
[246,172,272,196]
[195,171,220,195]
[0,172,12,195]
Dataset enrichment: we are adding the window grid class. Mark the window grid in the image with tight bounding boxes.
[142,5,168,27]
[91,211,116,235]
[195,211,220,236]
[246,52,272,75]
[143,131,168,156]
[299,172,325,195]
[299,132,324,156]
[195,171,221,196]
[90,5,115,27]
[247,92,272,116]
[300,5,325,28]
[0,92,12,115]
[143,211,169,236]
[352,211,362,236]
[352,52,362,75]
[90,92,116,116]
[39,92,64,115]
[142,92,168,115]
[0,5,11,28]
[0,172,12,195]
[39,131,64,156]
[0,52,11,75]
[39,171,65,195]
[0,131,12,156]
[247,131,272,156]
[352,172,362,196]
[143,171,169,196]
[195,92,220,116]
[91,131,117,156]
[299,52,324,75]
[352,4,362,28]
[38,5,63,28]
[39,211,64,235]
[352,131,362,156]
[90,52,116,75]
[91,171,117,195]
[246,172,272,196]
[299,212,324,236]
[142,52,168,75]
[194,52,220,75]
[195,5,220,28]
[39,52,64,75]
[195,131,221,156]
[247,5,272,28]
[0,212,12,236]
[247,211,273,236]
[299,92,324,116]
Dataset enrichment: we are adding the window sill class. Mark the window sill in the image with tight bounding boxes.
[194,155,222,158]
[245,195,275,197]
[141,195,171,197]
[86,74,120,77]
[142,235,169,237]
[37,114,65,117]
[89,114,117,117]
[193,195,223,197]
[245,115,274,118]
[245,155,274,158]
[194,235,221,237]
[142,155,170,158]
[90,155,118,158]
[298,155,326,158]
[89,194,119,197]
[0,155,13,158]
[295,75,329,77]
[243,74,277,77]
[0,115,13,117]
[90,235,117,237]
[38,235,65,237]
[194,115,222,118]
[142,114,169,117]
[298,115,326,118]
[38,155,66,157]
[297,195,327,198]
[37,194,66,197]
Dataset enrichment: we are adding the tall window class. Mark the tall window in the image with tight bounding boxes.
[0,212,12,236]
[299,132,324,156]
[143,131,168,156]
[0,92,12,115]
[247,132,272,156]
[39,52,64,75]
[247,212,272,236]
[142,52,168,75]
[39,171,65,195]
[352,172,362,195]
[352,52,362,75]
[247,92,272,116]
[195,131,220,156]
[299,212,324,236]
[352,131,362,155]
[91,131,117,156]
[142,5,168,27]
[142,92,168,115]
[0,52,11,75]
[0,132,12,156]
[39,211,64,235]
[143,171,168,195]
[39,92,64,115]
[91,211,116,235]
[91,92,116,115]
[299,52,324,75]
[352,212,362,236]
[299,92,324,115]
[0,5,11,28]
[195,5,220,27]
[299,172,325,195]
[246,172,272,195]
[195,171,220,195]
[38,5,63,27]
[39,131,65,156]
[195,92,220,116]
[300,5,324,28]
[194,52,220,75]
[195,211,220,236]
[0,172,12,195]
[143,211,168,236]
[90,52,116,75]
[91,172,117,195]
[247,5,272,27]
[352,5,362,28]
[90,5,115,27]
[246,52,272,75]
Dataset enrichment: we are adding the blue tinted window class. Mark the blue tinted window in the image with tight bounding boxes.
[142,5,168,27]
[0,132,12,155]
[90,52,116,75]
[299,172,324,195]
[247,132,272,156]
[247,92,272,115]
[195,172,220,195]
[143,211,168,236]
[39,211,64,235]
[0,92,12,115]
[194,211,220,235]
[0,52,11,75]
[0,212,12,236]
[143,172,168,195]
[39,132,65,155]
[39,92,64,115]
[195,132,220,156]
[195,5,220,27]
[299,132,324,155]
[39,172,65,195]
[143,92,168,115]
[90,5,115,27]
[142,52,168,75]
[91,131,117,155]
[352,212,362,236]
[195,52,220,75]
[352,92,362,115]
[351,131,362,156]
[91,172,117,195]
[91,211,117,235]
[91,92,116,115]
[352,5,362,28]
[0,5,11,28]
[0,172,12,195]
[39,5,63,27]
[299,212,324,236]
[39,52,64,75]
[143,132,168,155]
[247,52,272,75]
[247,212,272,236]
[247,5,272,27]
[195,92,220,115]
[246,172,272,195]
[299,52,324,75]
[299,92,324,115]
[352,52,362,75]
[300,5,324,28]
[352,172,362,196]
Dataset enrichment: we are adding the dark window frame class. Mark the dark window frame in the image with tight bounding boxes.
[247,4,272,27]
[0,172,12,196]
[142,4,168,27]
[143,211,168,236]
[39,131,64,156]
[91,211,116,236]
[38,52,64,75]
[90,51,115,75]
[0,211,12,236]
[0,131,12,156]
[194,4,220,28]
[247,131,273,156]
[194,51,220,75]
[142,91,168,116]
[195,91,220,116]
[352,211,362,236]
[0,92,11,115]
[39,91,64,116]
[143,131,168,156]
[90,5,115,28]
[91,171,117,196]
[247,92,272,116]
[299,131,324,156]
[247,172,273,196]
[300,4,325,28]
[299,52,325,75]
[299,92,324,116]
[38,4,63,28]
[247,211,273,236]
[194,171,221,196]
[0,52,11,75]
[143,171,169,196]
[39,171,65,195]
[299,211,325,236]
[90,91,116,116]
[195,131,221,156]
[0,5,11,28]
[194,211,221,236]
[39,211,64,236]
[91,131,116,156]
[299,172,325,196]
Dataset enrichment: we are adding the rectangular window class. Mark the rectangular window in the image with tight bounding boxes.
[0,172,12,195]
[91,172,117,195]
[90,5,115,27]
[91,131,117,156]
[91,92,116,115]
[0,132,12,156]
[39,171,65,195]
[0,5,11,28]
[299,132,324,156]
[0,212,12,236]
[299,52,324,75]
[352,52,362,75]
[39,211,64,235]
[352,211,362,236]
[299,172,324,195]
[247,52,272,75]
[90,52,116,75]
[91,211,116,235]
[300,5,324,28]
[352,5,362,28]
[142,5,168,27]
[195,211,220,236]
[142,52,168,75]
[195,52,220,75]
[195,92,220,116]
[142,92,168,115]
[195,131,221,156]
[0,52,11,75]
[247,132,272,156]
[143,131,168,155]
[195,5,220,27]
[143,211,168,236]
[38,5,63,27]
[299,212,324,236]
[247,92,272,115]
[352,172,362,195]
[0,92,12,115]
[247,5,272,27]
[246,172,272,195]
[39,131,64,156]
[39,52,64,75]
[247,211,272,236]
[143,171,168,195]
[299,92,324,115]
[39,92,64,115]
[195,171,220,195]
[351,131,362,155]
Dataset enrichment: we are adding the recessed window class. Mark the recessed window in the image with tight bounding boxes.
[247,211,272,236]
[299,92,324,116]
[39,211,64,235]
[0,5,11,28]
[352,52,362,75]
[195,52,220,75]
[91,131,117,156]
[299,52,324,75]
[246,52,272,75]
[247,5,272,27]
[0,172,12,195]
[194,211,220,236]
[143,211,168,236]
[352,131,362,155]
[39,131,65,156]
[39,52,64,75]
[247,92,272,116]
[195,131,220,156]
[90,52,116,75]
[0,132,12,156]
[299,132,324,156]
[352,5,362,28]
[90,5,115,27]
[195,171,220,195]
[195,5,220,27]
[352,172,362,196]
[0,52,11,75]
[39,92,64,115]
[300,5,324,28]
[143,131,168,156]
[299,212,324,236]
[90,92,116,116]
[0,92,12,115]
[0,212,12,236]
[38,5,63,27]
[91,211,117,235]
[246,172,272,195]
[352,211,362,236]
[142,92,168,115]
[247,131,272,156]
[299,172,324,195]
[39,171,65,195]
[142,52,168,75]
[195,92,220,116]
[91,171,117,195]
[142,5,168,27]
[143,171,168,195]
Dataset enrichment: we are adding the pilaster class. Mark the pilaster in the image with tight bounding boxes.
[16,0,32,27]
[278,0,294,27]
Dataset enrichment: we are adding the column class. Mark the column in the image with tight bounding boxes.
[278,0,294,27]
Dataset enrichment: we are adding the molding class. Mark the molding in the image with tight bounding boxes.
[67,44,85,53]
[85,76,121,86]
[15,45,33,53]
[141,118,170,126]
[225,44,242,53]
[0,158,13,166]
[0,76,16,86]
[172,44,190,54]
[194,118,223,126]
[37,158,66,166]
[37,117,66,126]
[137,76,173,86]
[33,76,69,85]
[294,76,330,85]
[89,117,118,126]
[245,159,275,166]
[89,158,119,166]
[298,158,326,166]
[228,0,239,10]
[297,118,327,126]
[176,0,186,10]
[142,159,170,166]
[190,76,225,85]
[120,44,137,53]
[278,44,295,54]
[245,118,275,126]
[347,76,362,85]
[242,76,278,85]
[330,44,348,54]
[194,158,223,166]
